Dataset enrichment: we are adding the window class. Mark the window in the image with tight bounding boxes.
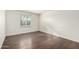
[21,15,32,27]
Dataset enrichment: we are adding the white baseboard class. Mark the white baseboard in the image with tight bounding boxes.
[40,30,79,43]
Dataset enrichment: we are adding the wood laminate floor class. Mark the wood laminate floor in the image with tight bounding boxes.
[2,31,79,49]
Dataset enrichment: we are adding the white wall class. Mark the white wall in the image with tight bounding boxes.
[0,10,6,48]
[40,10,79,42]
[6,10,40,36]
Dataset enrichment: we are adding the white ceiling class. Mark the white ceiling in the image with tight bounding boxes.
[25,10,47,14]
[27,10,46,14]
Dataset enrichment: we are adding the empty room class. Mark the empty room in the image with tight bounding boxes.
[0,10,79,49]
